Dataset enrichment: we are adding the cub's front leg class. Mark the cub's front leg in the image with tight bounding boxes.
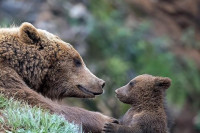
[102,123,142,133]
[102,123,120,133]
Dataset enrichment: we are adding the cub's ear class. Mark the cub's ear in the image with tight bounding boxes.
[155,77,171,90]
[19,22,40,44]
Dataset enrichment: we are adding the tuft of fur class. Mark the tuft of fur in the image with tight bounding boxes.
[103,74,172,133]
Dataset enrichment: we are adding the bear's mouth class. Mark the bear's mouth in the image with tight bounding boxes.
[77,85,102,96]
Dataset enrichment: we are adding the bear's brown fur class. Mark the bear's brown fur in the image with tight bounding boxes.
[103,74,172,133]
[0,22,116,133]
[0,22,105,99]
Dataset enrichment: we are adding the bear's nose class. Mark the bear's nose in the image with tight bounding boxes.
[100,80,105,88]
[102,82,105,88]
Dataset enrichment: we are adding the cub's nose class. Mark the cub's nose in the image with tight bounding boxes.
[99,79,105,88]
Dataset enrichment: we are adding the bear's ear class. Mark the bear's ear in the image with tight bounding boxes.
[19,22,40,44]
[155,77,171,90]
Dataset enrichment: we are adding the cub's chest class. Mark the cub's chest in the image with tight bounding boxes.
[120,110,143,126]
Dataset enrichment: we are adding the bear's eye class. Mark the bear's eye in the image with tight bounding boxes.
[74,58,82,67]
[129,81,135,87]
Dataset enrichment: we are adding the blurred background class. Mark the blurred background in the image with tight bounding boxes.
[0,0,200,132]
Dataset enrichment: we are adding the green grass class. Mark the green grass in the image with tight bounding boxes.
[0,94,80,133]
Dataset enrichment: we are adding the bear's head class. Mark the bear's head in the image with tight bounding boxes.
[1,22,105,99]
[115,74,171,105]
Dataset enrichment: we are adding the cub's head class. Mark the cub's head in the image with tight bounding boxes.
[17,22,105,99]
[115,74,171,104]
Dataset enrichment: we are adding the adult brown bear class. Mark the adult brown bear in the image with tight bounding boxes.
[0,22,116,133]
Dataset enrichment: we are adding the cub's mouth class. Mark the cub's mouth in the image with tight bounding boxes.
[115,91,122,99]
[77,85,102,96]
[115,93,127,103]
[115,93,122,99]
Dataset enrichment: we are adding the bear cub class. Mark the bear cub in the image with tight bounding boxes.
[103,74,172,133]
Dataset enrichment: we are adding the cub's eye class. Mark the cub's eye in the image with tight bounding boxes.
[74,58,82,67]
[129,81,135,87]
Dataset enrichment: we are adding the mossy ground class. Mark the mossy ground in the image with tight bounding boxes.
[0,94,80,133]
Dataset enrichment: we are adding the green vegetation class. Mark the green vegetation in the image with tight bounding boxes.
[0,94,80,133]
